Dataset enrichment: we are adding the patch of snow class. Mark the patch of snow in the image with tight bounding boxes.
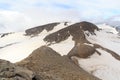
[46,22,73,34]
[0,32,29,47]
[49,36,74,55]
[84,43,94,47]
[0,30,49,63]
[83,24,120,80]
[77,49,120,80]
[98,24,118,34]
[0,33,46,63]
[86,26,120,55]
[0,22,120,80]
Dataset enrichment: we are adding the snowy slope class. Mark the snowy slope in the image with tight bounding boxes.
[77,24,120,80]
[0,22,74,62]
[86,24,120,55]
[0,22,120,80]
[49,35,74,55]
[77,48,120,80]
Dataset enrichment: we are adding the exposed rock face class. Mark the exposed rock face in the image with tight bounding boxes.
[93,44,120,60]
[79,21,99,34]
[0,32,13,38]
[0,42,18,49]
[44,21,99,45]
[68,44,97,58]
[0,21,103,80]
[64,22,68,26]
[17,46,100,80]
[25,22,60,36]
[0,59,34,80]
[116,27,120,35]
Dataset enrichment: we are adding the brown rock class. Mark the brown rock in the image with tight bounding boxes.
[0,59,34,80]
[17,46,101,80]
[44,21,99,45]
[68,44,96,58]
[25,22,60,36]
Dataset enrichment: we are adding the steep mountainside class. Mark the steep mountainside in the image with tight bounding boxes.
[0,21,120,80]
[25,22,60,36]
[17,46,100,80]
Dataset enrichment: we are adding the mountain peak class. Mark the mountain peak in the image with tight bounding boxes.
[0,21,120,80]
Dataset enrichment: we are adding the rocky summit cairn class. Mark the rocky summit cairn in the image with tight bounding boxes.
[17,46,101,80]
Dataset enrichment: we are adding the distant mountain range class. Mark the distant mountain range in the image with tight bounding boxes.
[95,16,120,34]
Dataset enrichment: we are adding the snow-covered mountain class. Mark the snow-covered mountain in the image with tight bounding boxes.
[105,16,120,27]
[0,21,120,80]
[102,16,120,35]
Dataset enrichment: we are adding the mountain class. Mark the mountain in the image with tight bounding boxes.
[0,21,120,80]
[105,16,120,27]
[17,46,100,80]
[97,16,120,35]
[116,27,120,35]
[102,16,120,35]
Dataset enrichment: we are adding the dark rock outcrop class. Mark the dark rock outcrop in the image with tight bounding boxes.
[44,21,99,45]
[79,21,99,34]
[0,42,18,49]
[116,27,120,35]
[17,46,100,80]
[25,22,60,36]
[0,59,34,80]
[0,32,13,38]
[68,44,98,58]
[64,22,68,26]
[94,44,120,60]
[0,21,102,80]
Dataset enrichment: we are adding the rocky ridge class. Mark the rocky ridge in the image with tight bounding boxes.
[17,46,100,80]
[44,21,99,45]
[25,22,60,36]
[0,21,119,80]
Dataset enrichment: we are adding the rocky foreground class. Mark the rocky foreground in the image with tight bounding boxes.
[0,46,100,80]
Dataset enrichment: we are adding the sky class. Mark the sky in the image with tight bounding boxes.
[0,0,120,32]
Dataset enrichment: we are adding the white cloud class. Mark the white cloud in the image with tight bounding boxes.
[0,10,32,33]
[0,0,120,32]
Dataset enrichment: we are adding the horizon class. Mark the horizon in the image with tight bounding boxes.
[0,0,120,33]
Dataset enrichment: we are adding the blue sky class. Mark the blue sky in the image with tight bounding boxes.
[0,0,120,32]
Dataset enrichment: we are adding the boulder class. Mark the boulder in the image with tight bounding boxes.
[68,44,96,58]
[0,59,34,80]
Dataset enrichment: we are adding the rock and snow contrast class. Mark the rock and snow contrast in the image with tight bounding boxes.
[77,24,120,80]
[0,21,120,80]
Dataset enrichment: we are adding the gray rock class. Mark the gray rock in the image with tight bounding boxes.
[0,59,34,80]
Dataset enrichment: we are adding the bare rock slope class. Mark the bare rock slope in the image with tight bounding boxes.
[0,59,34,80]
[44,21,99,45]
[17,46,100,80]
